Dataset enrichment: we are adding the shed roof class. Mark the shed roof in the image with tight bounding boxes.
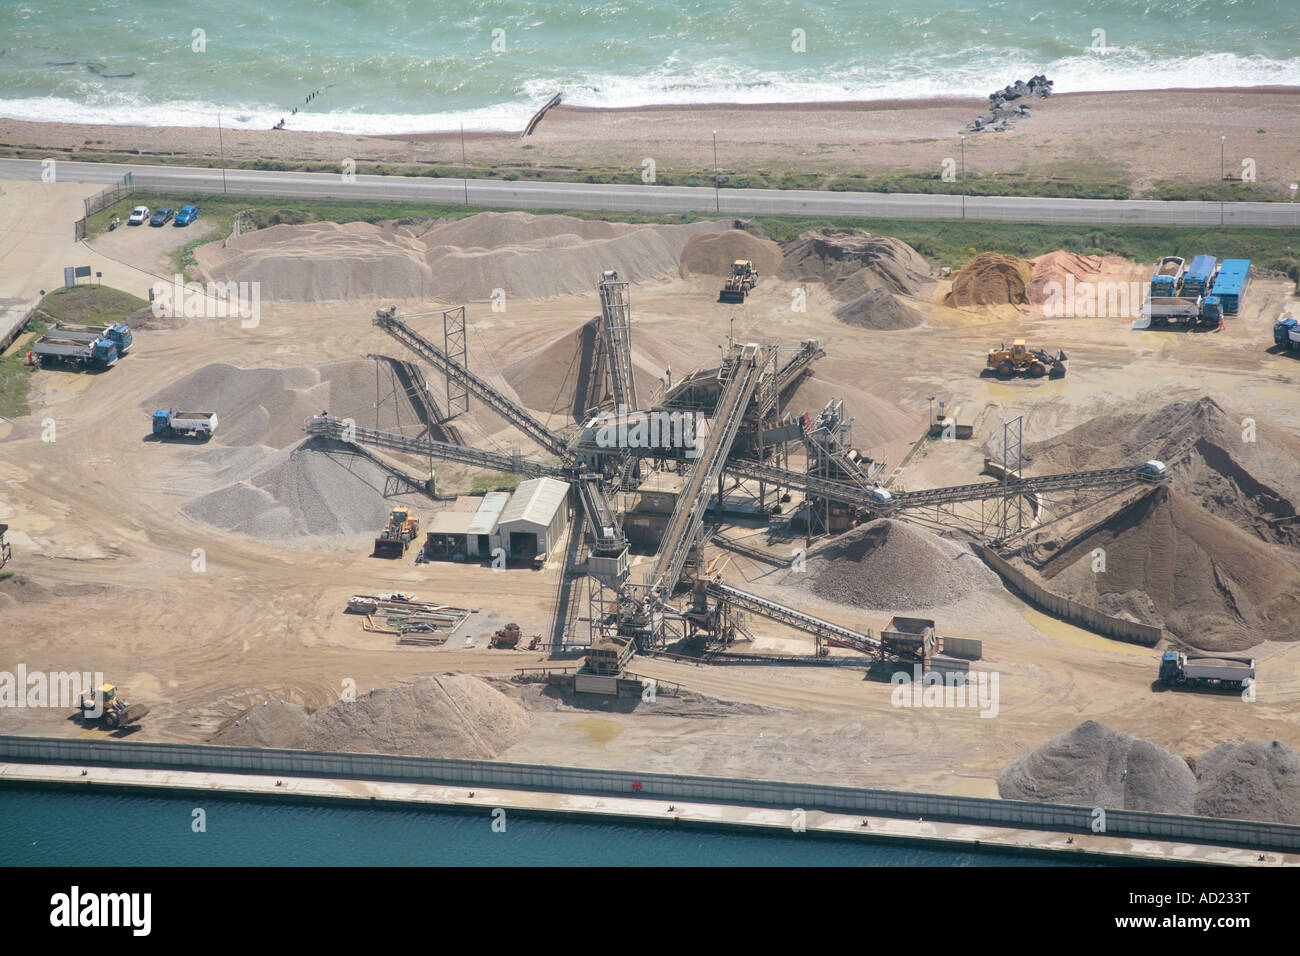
[468,491,511,535]
[497,477,570,528]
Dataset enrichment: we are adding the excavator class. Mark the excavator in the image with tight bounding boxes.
[79,683,149,729]
[373,508,420,558]
[719,260,758,303]
[986,339,1068,378]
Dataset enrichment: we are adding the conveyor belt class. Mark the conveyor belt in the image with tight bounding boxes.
[706,580,879,655]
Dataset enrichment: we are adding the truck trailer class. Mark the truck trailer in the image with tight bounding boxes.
[1180,255,1218,298]
[27,334,118,370]
[1142,295,1223,328]
[152,409,218,439]
[1157,652,1255,690]
[52,322,133,355]
[1209,259,1251,315]
[1149,257,1185,297]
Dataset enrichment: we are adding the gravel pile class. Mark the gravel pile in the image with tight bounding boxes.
[196,212,729,302]
[1193,740,1300,824]
[212,675,530,759]
[679,229,783,278]
[833,288,923,330]
[1027,396,1300,551]
[780,518,998,610]
[779,229,933,302]
[997,721,1197,814]
[181,436,435,540]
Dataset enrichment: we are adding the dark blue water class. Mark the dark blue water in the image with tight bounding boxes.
[0,787,1086,866]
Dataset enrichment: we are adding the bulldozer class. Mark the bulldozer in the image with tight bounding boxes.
[719,260,758,303]
[986,339,1068,379]
[79,683,150,729]
[490,622,523,648]
[373,508,420,558]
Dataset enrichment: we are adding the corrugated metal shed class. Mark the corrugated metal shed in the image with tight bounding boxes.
[426,511,476,536]
[498,477,569,528]
[468,491,510,536]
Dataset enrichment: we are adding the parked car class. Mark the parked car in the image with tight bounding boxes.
[127,205,150,226]
[149,207,175,227]
[174,205,199,226]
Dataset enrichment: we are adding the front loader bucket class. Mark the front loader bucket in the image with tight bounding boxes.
[373,537,406,558]
[719,288,745,303]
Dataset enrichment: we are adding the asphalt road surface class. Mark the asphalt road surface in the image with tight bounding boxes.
[4,157,1297,228]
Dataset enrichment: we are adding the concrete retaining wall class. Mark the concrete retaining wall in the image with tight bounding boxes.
[2,734,1295,852]
[980,545,1163,646]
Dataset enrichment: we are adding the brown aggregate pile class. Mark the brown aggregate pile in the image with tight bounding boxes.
[1024,486,1300,651]
[1026,397,1300,551]
[678,229,783,279]
[212,675,530,759]
[997,721,1197,813]
[944,252,1033,307]
[1027,250,1142,305]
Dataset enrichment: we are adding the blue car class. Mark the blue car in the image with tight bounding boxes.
[174,205,199,226]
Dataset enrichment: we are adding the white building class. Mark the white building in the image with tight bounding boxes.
[495,477,570,561]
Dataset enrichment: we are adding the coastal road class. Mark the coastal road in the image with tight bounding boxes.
[3,157,1299,227]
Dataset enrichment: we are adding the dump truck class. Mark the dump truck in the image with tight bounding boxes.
[27,333,118,370]
[986,340,1068,378]
[490,622,523,648]
[152,410,218,439]
[719,260,758,303]
[53,322,133,356]
[1209,258,1251,315]
[1149,256,1185,297]
[0,523,10,571]
[1142,294,1223,328]
[1274,316,1299,350]
[1180,255,1218,298]
[78,683,150,729]
[374,508,420,558]
[1157,652,1255,691]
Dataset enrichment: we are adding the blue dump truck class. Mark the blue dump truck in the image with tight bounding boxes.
[1180,255,1218,298]
[1275,316,1299,351]
[1149,256,1185,297]
[152,409,218,439]
[1143,294,1223,328]
[27,333,117,370]
[52,322,133,356]
[1209,258,1251,314]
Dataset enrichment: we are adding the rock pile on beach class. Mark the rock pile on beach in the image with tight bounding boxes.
[195,212,729,303]
[779,519,998,610]
[964,74,1053,133]
[212,675,531,759]
[943,252,1033,307]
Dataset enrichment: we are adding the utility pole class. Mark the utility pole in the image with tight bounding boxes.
[713,130,719,213]
[217,112,228,194]
[960,134,966,220]
[461,122,469,206]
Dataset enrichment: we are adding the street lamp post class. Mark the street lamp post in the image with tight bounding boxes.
[1220,135,1226,226]
[217,112,228,194]
[461,122,469,206]
[927,395,936,434]
[959,134,966,220]
[712,130,719,213]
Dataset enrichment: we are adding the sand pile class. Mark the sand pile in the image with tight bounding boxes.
[997,721,1196,813]
[181,436,436,540]
[1027,250,1141,305]
[1194,740,1300,824]
[1026,397,1300,551]
[833,288,923,330]
[144,359,430,449]
[679,229,783,279]
[780,519,998,610]
[1024,486,1300,650]
[197,212,728,302]
[212,676,530,759]
[779,229,933,301]
[944,252,1033,307]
